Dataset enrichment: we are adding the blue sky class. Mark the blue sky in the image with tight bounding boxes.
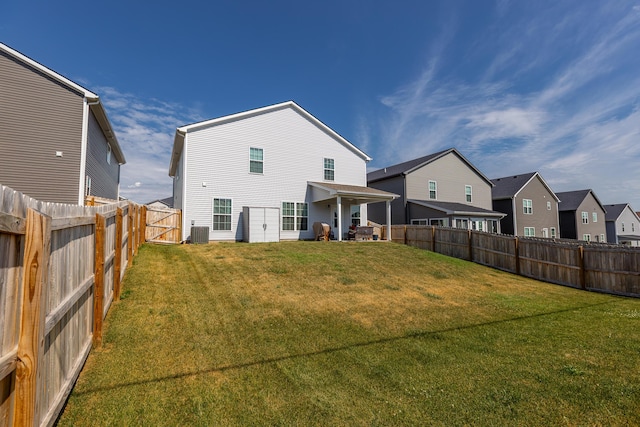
[3,0,640,209]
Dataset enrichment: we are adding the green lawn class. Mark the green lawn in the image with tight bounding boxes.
[58,241,640,426]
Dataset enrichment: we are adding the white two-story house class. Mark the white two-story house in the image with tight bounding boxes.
[169,101,397,242]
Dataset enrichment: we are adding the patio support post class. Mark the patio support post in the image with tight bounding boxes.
[337,196,342,241]
[386,200,392,241]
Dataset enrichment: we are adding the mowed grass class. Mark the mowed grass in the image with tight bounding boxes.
[58,241,640,426]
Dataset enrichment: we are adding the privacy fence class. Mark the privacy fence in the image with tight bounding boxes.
[1,185,145,427]
[384,225,640,298]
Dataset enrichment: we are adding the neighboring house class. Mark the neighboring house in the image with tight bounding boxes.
[491,172,560,238]
[146,196,174,209]
[604,203,640,246]
[367,148,504,232]
[168,101,397,242]
[556,189,607,242]
[0,42,125,205]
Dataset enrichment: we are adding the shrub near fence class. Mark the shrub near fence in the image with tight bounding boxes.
[0,185,145,427]
[388,225,640,298]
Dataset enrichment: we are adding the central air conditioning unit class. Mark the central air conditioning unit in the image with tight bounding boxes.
[190,226,209,244]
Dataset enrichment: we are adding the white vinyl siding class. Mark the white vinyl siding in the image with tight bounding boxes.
[181,107,368,241]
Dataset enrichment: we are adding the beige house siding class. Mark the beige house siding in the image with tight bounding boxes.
[405,152,493,210]
[0,49,84,204]
[515,176,560,237]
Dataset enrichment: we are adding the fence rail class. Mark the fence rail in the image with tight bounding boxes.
[1,185,145,427]
[385,225,640,298]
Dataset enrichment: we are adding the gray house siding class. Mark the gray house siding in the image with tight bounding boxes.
[514,177,559,237]
[368,175,405,224]
[86,110,120,200]
[405,153,493,210]
[0,49,84,204]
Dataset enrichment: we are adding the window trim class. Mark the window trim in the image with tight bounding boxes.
[465,185,472,203]
[551,227,557,238]
[249,147,264,174]
[323,158,335,181]
[581,212,589,224]
[106,144,112,165]
[583,234,591,242]
[592,212,598,223]
[547,201,551,210]
[213,198,232,231]
[350,205,361,226]
[282,201,308,231]
[429,180,437,200]
[523,199,532,215]
[524,227,535,237]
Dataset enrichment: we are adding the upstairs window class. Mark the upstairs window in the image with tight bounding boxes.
[582,212,589,224]
[106,144,112,164]
[547,201,551,210]
[592,212,598,223]
[429,180,437,199]
[465,185,472,203]
[622,222,625,232]
[523,199,532,214]
[250,147,263,174]
[324,158,335,181]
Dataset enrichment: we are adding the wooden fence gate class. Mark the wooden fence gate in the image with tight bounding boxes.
[145,206,182,244]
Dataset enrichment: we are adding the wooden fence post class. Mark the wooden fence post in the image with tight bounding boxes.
[141,205,147,244]
[468,230,473,261]
[15,208,51,427]
[578,245,586,290]
[514,237,520,275]
[114,208,123,300]
[403,225,407,245]
[133,205,140,256]
[127,204,133,268]
[431,226,436,252]
[93,213,106,347]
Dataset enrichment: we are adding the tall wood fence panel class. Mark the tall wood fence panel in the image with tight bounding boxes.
[386,224,640,298]
[145,206,182,244]
[0,185,144,427]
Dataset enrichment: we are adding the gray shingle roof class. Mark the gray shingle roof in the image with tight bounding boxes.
[604,203,628,221]
[556,189,606,212]
[408,199,505,217]
[367,148,451,182]
[491,172,537,199]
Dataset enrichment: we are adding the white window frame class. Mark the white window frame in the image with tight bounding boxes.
[430,218,449,227]
[85,175,92,197]
[213,198,232,231]
[411,219,428,225]
[600,234,605,242]
[551,227,557,238]
[547,201,551,210]
[249,147,264,174]
[324,158,335,181]
[429,180,437,200]
[524,227,535,237]
[583,234,591,242]
[350,205,360,226]
[465,185,472,203]
[592,212,598,223]
[106,144,112,165]
[523,199,532,214]
[282,202,308,231]
[582,212,589,224]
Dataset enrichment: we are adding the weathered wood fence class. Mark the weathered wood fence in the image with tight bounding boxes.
[145,206,182,244]
[1,185,145,426]
[384,225,640,298]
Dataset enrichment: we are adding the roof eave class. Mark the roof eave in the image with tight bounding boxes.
[87,101,126,164]
[169,129,186,177]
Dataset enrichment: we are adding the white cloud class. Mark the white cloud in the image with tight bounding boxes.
[97,87,203,204]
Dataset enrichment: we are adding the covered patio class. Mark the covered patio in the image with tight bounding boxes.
[308,182,398,241]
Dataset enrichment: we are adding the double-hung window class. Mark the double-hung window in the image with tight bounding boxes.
[282,202,308,231]
[524,227,535,237]
[523,199,532,214]
[324,158,334,181]
[213,198,232,230]
[465,185,472,203]
[582,212,589,224]
[250,147,263,174]
[429,181,437,200]
[592,212,598,223]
